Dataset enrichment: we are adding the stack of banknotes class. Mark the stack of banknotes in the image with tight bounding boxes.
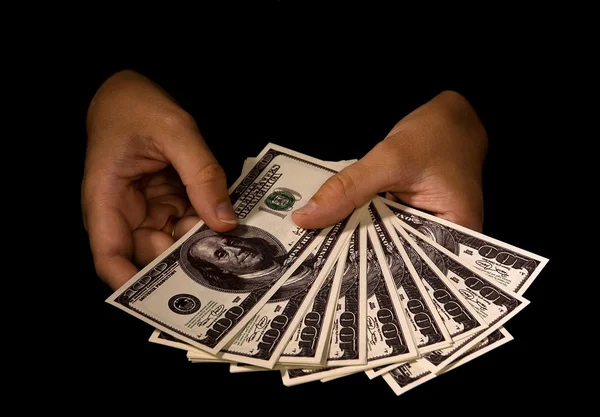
[107,143,549,396]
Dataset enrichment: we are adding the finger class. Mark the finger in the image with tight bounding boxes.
[384,192,399,203]
[292,152,392,229]
[86,200,139,290]
[132,228,175,267]
[173,215,201,240]
[140,167,186,199]
[183,206,197,216]
[137,194,190,230]
[163,123,238,232]
[143,183,186,200]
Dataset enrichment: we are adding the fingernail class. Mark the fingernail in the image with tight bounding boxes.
[293,200,317,215]
[216,201,238,224]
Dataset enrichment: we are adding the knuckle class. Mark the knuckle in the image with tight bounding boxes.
[160,108,197,134]
[328,169,358,203]
[191,162,226,188]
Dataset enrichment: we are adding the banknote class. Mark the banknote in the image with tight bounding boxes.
[382,328,513,396]
[219,207,362,368]
[229,363,273,373]
[149,329,225,362]
[242,157,358,177]
[395,219,528,328]
[228,363,269,372]
[380,198,549,295]
[325,198,457,381]
[281,209,419,386]
[106,143,347,355]
[359,206,419,366]
[225,219,366,371]
[186,158,362,367]
[369,201,452,354]
[154,155,361,358]
[148,330,224,364]
[368,198,486,343]
[383,204,529,372]
[323,221,367,367]
[149,329,196,352]
[278,239,349,365]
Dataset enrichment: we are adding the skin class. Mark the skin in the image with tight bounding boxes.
[291,89,488,232]
[81,70,487,290]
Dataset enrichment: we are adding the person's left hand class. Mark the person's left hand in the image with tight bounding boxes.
[291,90,488,232]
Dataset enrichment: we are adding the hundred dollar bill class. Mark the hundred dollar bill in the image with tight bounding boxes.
[227,363,311,372]
[324,222,367,367]
[219,207,362,368]
[354,198,489,379]
[440,327,513,373]
[187,169,360,367]
[386,207,529,372]
[149,329,195,352]
[371,198,486,343]
[229,363,274,373]
[186,355,228,363]
[149,330,230,363]
[242,157,358,177]
[380,198,549,295]
[151,156,357,357]
[382,328,513,396]
[281,211,419,386]
[278,240,349,365]
[106,143,347,355]
[380,360,436,395]
[149,329,226,362]
[369,201,452,354]
[359,210,419,366]
[230,219,366,371]
[326,197,457,381]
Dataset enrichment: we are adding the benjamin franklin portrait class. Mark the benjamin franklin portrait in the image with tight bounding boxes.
[365,243,383,298]
[412,220,459,257]
[338,248,359,298]
[180,224,288,293]
[180,224,315,297]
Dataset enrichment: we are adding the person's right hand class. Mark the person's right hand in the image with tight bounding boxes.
[81,70,238,291]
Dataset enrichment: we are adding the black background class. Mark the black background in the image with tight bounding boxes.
[34,15,577,413]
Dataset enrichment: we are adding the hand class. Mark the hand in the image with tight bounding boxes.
[81,70,238,290]
[291,90,488,232]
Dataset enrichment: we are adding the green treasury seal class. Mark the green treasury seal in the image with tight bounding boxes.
[266,190,296,211]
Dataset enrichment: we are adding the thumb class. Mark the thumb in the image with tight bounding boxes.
[291,153,389,229]
[164,127,238,233]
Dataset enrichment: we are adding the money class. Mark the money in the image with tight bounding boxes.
[323,222,368,367]
[372,197,487,342]
[149,329,225,362]
[278,237,350,365]
[281,205,421,386]
[369,201,452,354]
[219,207,362,368]
[382,328,514,396]
[229,363,273,373]
[107,143,349,355]
[242,157,358,177]
[380,198,549,295]
[374,197,529,374]
[132,148,548,397]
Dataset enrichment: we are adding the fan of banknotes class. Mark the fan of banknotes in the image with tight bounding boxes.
[106,143,549,396]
